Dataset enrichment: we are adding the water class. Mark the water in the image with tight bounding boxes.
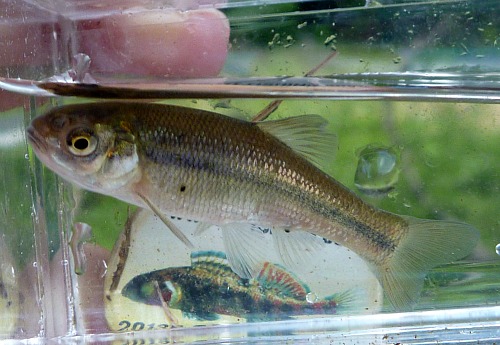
[0,0,499,343]
[2,97,497,343]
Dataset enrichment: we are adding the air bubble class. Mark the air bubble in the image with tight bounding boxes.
[306,292,318,304]
[496,243,500,256]
[354,145,400,198]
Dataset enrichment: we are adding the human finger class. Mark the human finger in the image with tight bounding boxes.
[76,8,229,78]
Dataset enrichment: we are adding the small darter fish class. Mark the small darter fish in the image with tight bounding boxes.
[122,251,349,322]
[26,102,479,310]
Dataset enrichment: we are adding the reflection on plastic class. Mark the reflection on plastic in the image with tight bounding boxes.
[70,222,93,275]
[43,54,96,84]
[0,236,19,337]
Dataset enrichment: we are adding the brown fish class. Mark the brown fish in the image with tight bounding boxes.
[26,102,478,310]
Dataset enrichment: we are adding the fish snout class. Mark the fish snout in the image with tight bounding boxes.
[26,125,35,141]
[26,123,49,153]
[26,125,38,147]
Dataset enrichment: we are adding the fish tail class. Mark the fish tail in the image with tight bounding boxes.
[378,216,479,310]
[322,290,354,313]
[299,290,354,316]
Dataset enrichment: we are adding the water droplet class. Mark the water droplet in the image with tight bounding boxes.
[354,145,400,198]
[387,190,399,200]
[496,243,500,256]
[306,292,318,304]
[424,154,439,168]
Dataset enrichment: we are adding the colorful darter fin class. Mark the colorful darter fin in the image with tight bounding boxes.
[257,114,337,171]
[136,192,194,249]
[220,223,270,279]
[256,262,309,299]
[319,290,354,314]
[272,228,326,272]
[190,250,228,264]
[190,251,243,279]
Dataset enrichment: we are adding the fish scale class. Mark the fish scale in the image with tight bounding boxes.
[27,101,479,310]
[134,105,399,255]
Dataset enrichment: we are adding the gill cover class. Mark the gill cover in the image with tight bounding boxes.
[95,122,140,190]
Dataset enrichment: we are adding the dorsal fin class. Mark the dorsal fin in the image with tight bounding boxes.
[190,251,238,278]
[256,262,309,299]
[190,251,228,266]
[257,115,337,170]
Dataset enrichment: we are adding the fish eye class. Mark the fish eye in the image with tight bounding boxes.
[67,131,97,156]
[162,281,181,305]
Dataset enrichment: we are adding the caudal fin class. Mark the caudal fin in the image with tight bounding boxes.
[378,216,479,310]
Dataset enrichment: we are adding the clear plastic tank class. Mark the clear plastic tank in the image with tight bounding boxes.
[0,0,499,343]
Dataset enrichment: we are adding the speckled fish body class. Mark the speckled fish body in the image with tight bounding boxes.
[27,102,478,310]
[122,251,347,321]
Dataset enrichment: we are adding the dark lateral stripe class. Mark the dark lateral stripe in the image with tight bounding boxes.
[302,195,397,251]
[143,140,396,252]
[143,141,265,180]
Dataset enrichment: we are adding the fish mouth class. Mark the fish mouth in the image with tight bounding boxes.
[26,125,47,153]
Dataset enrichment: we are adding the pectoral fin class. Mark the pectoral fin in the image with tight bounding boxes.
[136,192,194,249]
